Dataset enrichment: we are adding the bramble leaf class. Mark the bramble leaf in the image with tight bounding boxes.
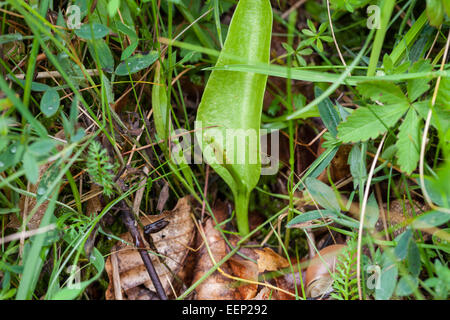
[337,104,408,142]
[357,81,408,105]
[396,109,421,174]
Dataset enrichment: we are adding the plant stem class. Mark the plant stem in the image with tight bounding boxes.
[367,0,395,76]
[235,190,250,236]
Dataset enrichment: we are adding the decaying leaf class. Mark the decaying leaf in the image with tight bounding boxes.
[193,206,303,300]
[255,247,290,273]
[105,196,195,299]
[192,217,238,300]
[228,256,259,300]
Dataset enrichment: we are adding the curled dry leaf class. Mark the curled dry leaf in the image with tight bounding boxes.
[255,247,289,273]
[193,210,304,300]
[8,130,66,230]
[105,196,195,299]
[192,217,238,300]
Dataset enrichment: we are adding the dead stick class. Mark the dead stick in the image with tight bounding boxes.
[120,205,168,300]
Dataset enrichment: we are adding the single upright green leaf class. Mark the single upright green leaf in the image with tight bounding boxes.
[75,23,110,40]
[195,0,273,235]
[40,88,60,117]
[115,52,159,75]
[337,103,409,142]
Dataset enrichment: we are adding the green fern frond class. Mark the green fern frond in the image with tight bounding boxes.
[332,238,358,300]
[86,141,117,197]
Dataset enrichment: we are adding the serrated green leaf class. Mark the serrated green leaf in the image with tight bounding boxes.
[436,76,450,111]
[40,88,60,117]
[23,153,39,184]
[396,109,421,174]
[358,81,408,105]
[115,52,159,76]
[337,104,409,142]
[407,60,432,102]
[75,23,110,40]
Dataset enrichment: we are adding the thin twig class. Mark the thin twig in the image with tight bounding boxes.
[326,0,347,68]
[0,224,56,245]
[356,133,386,300]
[120,204,168,300]
[13,69,99,80]
[281,0,307,20]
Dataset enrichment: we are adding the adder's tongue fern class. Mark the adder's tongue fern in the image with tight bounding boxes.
[195,0,273,236]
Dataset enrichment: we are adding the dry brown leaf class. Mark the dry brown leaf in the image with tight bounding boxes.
[228,257,259,300]
[252,286,272,300]
[8,130,66,230]
[105,196,195,299]
[255,247,290,273]
[192,217,237,300]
